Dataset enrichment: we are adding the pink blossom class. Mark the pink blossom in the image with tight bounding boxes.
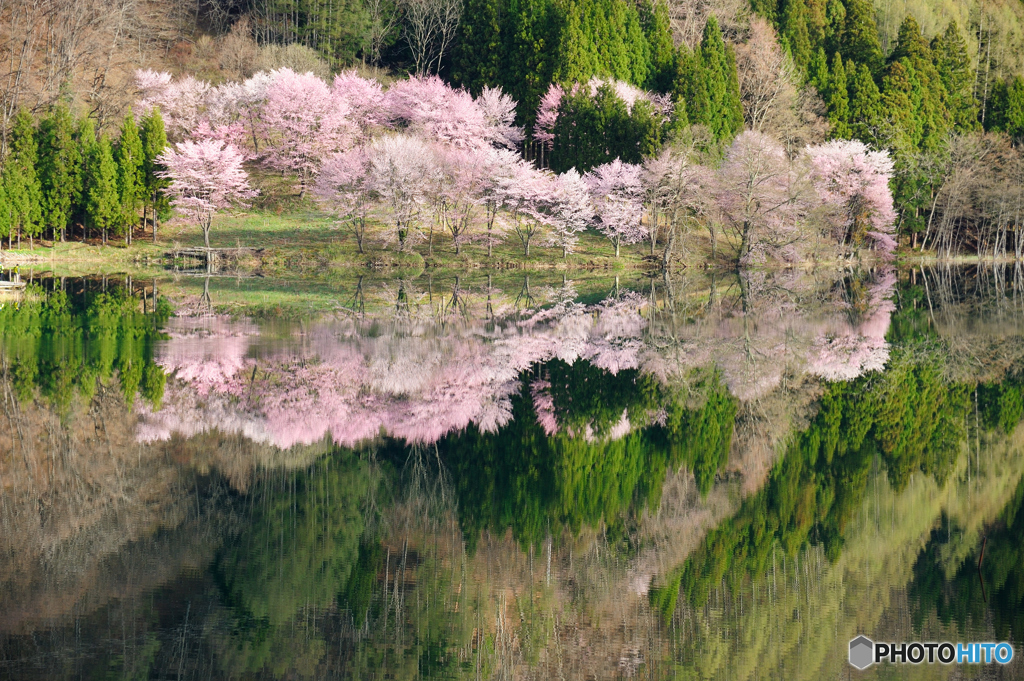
[534,84,563,148]
[260,68,355,192]
[806,139,897,254]
[586,160,647,256]
[157,139,257,248]
[332,70,391,133]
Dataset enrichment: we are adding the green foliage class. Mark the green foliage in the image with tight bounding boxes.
[263,0,371,65]
[825,52,851,137]
[695,17,744,141]
[910,475,1024,644]
[86,135,120,238]
[36,104,83,240]
[0,280,168,414]
[452,0,676,124]
[2,109,44,241]
[115,113,145,237]
[140,108,170,222]
[213,448,377,676]
[445,363,736,551]
[549,84,664,172]
[651,353,995,619]
[932,21,978,131]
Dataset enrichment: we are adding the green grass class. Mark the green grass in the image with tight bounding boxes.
[0,206,663,279]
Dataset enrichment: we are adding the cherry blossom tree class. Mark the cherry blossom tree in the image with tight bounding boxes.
[261,68,355,195]
[586,159,647,256]
[315,147,376,253]
[433,145,492,254]
[478,148,521,257]
[385,76,488,148]
[157,139,257,248]
[498,162,553,257]
[367,133,436,250]
[534,84,563,149]
[544,169,594,257]
[207,72,274,153]
[805,139,897,254]
[332,70,391,136]
[715,130,814,264]
[135,71,212,139]
[476,85,524,149]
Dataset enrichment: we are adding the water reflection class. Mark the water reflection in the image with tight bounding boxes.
[1,267,1024,679]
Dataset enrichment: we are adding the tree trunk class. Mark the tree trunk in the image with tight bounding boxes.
[615,240,620,257]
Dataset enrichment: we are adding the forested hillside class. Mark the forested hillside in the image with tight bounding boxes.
[3,0,1024,261]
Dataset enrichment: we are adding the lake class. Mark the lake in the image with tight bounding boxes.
[1,266,1023,680]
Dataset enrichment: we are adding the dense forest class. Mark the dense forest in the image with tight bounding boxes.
[4,0,1024,261]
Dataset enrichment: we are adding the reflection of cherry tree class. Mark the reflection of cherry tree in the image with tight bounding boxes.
[139,293,651,449]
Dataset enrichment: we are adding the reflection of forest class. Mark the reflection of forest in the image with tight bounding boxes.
[3,268,1024,679]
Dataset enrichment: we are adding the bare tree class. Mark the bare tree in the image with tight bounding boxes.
[401,0,461,75]
[367,0,401,66]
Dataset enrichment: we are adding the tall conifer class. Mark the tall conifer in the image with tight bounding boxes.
[140,108,168,241]
[826,53,851,137]
[932,21,978,131]
[38,105,82,242]
[86,134,119,245]
[4,109,43,248]
[116,113,144,244]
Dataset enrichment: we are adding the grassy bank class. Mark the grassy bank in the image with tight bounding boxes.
[0,208,666,277]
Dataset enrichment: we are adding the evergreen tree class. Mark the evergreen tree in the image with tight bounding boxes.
[822,0,845,56]
[673,43,710,129]
[450,0,505,94]
[74,116,97,241]
[37,105,82,242]
[1000,77,1024,139]
[808,47,829,92]
[780,0,812,71]
[841,0,882,72]
[140,108,169,242]
[555,0,601,84]
[86,134,120,245]
[932,21,979,131]
[888,15,948,150]
[847,62,882,143]
[880,60,920,151]
[640,0,676,92]
[825,53,851,137]
[3,109,43,248]
[504,0,559,123]
[698,16,743,140]
[115,113,144,244]
[0,181,10,245]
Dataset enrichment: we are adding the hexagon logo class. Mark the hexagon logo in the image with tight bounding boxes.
[849,636,874,670]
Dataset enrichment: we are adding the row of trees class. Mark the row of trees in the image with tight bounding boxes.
[140,66,896,263]
[0,107,168,247]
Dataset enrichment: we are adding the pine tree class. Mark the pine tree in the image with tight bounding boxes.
[86,134,120,245]
[841,0,882,72]
[1002,77,1024,139]
[505,0,559,123]
[673,43,710,129]
[847,62,882,143]
[698,16,743,140]
[74,116,97,241]
[115,113,144,244]
[932,21,979,131]
[451,0,505,94]
[37,104,82,242]
[808,47,829,92]
[880,60,921,151]
[780,0,812,71]
[822,0,845,56]
[826,52,851,137]
[4,109,43,248]
[140,108,169,242]
[0,181,10,245]
[640,0,675,92]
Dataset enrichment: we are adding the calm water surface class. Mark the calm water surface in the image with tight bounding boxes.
[1,267,1023,680]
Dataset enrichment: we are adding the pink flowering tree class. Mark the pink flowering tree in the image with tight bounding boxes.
[476,85,525,149]
[261,68,355,195]
[586,159,647,257]
[534,84,563,149]
[433,145,492,254]
[544,169,594,257]
[385,75,489,148]
[135,71,212,139]
[207,72,274,153]
[315,147,376,253]
[157,140,257,248]
[498,162,554,257]
[478,149,521,257]
[367,133,437,250]
[805,140,897,255]
[332,70,392,136]
[715,130,814,264]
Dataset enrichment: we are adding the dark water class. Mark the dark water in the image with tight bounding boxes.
[1,268,1023,680]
